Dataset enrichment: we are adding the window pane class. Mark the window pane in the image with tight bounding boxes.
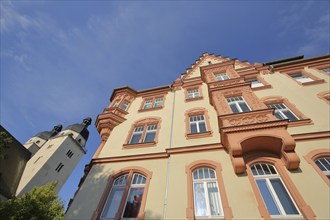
[207,182,222,216]
[123,187,144,218]
[270,179,299,215]
[256,179,280,215]
[199,121,207,132]
[274,111,285,120]
[283,110,299,121]
[194,183,207,216]
[239,102,250,112]
[130,134,141,144]
[190,123,198,134]
[102,188,124,218]
[229,103,239,113]
[315,160,326,171]
[144,132,156,143]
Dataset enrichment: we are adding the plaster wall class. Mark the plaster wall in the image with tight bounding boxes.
[255,68,329,134]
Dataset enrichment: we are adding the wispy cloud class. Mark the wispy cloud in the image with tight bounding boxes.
[277,1,330,56]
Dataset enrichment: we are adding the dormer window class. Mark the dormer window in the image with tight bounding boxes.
[215,73,230,81]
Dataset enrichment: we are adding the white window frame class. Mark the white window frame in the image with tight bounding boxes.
[153,97,163,108]
[101,174,128,219]
[267,103,299,121]
[314,157,330,179]
[143,124,157,143]
[215,73,230,81]
[290,73,313,83]
[143,99,153,109]
[121,173,146,219]
[226,96,251,113]
[129,126,144,144]
[188,89,200,99]
[192,167,224,218]
[251,163,302,218]
[246,78,264,88]
[189,115,207,134]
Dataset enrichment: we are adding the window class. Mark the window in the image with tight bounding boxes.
[66,150,74,158]
[187,89,200,99]
[55,163,64,172]
[267,103,299,121]
[142,97,163,109]
[246,78,264,88]
[192,167,224,217]
[289,73,313,83]
[317,91,330,104]
[185,108,212,139]
[215,73,230,81]
[314,157,330,180]
[186,161,232,219]
[189,115,207,134]
[101,173,146,219]
[112,100,120,108]
[322,68,330,74]
[251,163,301,217]
[120,101,129,111]
[125,118,161,147]
[227,96,251,113]
[129,124,157,144]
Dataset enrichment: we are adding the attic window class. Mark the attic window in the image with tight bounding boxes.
[78,139,81,143]
[208,61,212,64]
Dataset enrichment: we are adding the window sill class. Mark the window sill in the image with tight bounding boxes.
[185,96,203,102]
[186,131,212,139]
[251,84,272,91]
[288,118,313,127]
[297,79,325,86]
[138,106,163,112]
[122,141,156,149]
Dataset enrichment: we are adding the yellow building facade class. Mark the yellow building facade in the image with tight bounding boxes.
[65,53,330,220]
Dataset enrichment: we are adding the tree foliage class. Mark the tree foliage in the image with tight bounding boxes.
[0,181,65,219]
[0,131,13,160]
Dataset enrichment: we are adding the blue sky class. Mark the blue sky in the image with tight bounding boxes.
[1,0,329,208]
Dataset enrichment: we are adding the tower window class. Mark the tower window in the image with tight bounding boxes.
[66,150,74,158]
[55,163,64,172]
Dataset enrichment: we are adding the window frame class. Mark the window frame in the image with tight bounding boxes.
[139,95,166,112]
[267,103,299,122]
[281,69,325,86]
[304,149,330,187]
[185,108,212,139]
[93,167,152,220]
[124,118,161,148]
[226,96,251,113]
[110,98,131,112]
[215,72,230,81]
[250,163,301,218]
[261,96,312,127]
[185,160,232,220]
[244,75,271,90]
[184,84,204,102]
[245,156,315,220]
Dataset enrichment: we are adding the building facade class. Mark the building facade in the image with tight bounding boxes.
[16,118,92,196]
[65,53,330,220]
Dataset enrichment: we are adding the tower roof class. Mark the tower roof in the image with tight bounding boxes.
[63,117,92,141]
[35,124,62,140]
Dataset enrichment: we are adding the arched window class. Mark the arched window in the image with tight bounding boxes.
[192,167,223,218]
[186,161,232,220]
[250,163,300,217]
[314,157,330,180]
[100,173,147,219]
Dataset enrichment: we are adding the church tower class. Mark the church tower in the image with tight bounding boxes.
[16,117,92,196]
